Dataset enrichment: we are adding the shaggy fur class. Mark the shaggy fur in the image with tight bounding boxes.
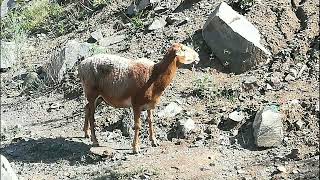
[78,43,199,153]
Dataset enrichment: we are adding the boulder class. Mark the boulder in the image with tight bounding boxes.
[87,30,103,43]
[228,110,245,122]
[177,118,195,138]
[126,0,160,16]
[148,17,167,30]
[0,155,18,180]
[0,41,16,70]
[253,105,283,147]
[202,2,271,74]
[158,102,182,118]
[1,0,15,18]
[44,40,93,83]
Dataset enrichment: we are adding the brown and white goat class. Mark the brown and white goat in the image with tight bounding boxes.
[78,43,199,153]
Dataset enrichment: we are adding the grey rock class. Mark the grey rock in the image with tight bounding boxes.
[99,34,126,47]
[294,120,304,130]
[166,14,180,25]
[126,3,137,16]
[1,0,15,18]
[243,76,258,90]
[137,0,160,11]
[266,83,273,90]
[270,73,282,87]
[244,76,257,84]
[0,155,18,180]
[90,147,115,158]
[297,64,307,78]
[23,72,42,90]
[253,105,283,147]
[158,102,182,118]
[148,17,167,30]
[284,74,295,82]
[177,118,195,137]
[289,68,298,78]
[126,0,160,16]
[276,165,287,173]
[59,40,91,79]
[44,40,93,83]
[202,2,271,74]
[0,41,16,70]
[228,111,245,122]
[88,30,103,43]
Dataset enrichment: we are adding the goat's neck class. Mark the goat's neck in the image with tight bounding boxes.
[151,55,179,95]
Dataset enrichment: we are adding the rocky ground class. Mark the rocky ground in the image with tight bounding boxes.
[0,0,319,179]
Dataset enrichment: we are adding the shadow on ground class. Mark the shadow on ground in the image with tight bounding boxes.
[0,137,101,165]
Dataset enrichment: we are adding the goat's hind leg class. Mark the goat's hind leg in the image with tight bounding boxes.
[132,107,142,154]
[84,93,100,146]
[83,103,90,138]
[147,110,159,147]
[83,97,103,138]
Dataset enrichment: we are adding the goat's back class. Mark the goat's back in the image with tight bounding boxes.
[78,54,154,99]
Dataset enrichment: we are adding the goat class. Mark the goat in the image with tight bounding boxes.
[78,43,199,153]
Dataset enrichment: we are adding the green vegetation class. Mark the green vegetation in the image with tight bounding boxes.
[192,74,238,103]
[192,74,216,102]
[131,12,144,30]
[1,0,112,40]
[1,0,63,39]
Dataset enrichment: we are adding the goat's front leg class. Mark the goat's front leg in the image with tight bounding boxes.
[132,107,142,154]
[147,109,159,147]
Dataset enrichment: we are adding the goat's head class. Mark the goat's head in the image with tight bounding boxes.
[173,43,200,65]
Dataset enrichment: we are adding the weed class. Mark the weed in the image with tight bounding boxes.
[21,0,63,33]
[192,74,216,103]
[131,12,144,30]
[1,0,63,39]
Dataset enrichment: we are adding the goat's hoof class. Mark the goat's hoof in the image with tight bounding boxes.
[84,134,89,138]
[151,141,159,147]
[132,147,140,154]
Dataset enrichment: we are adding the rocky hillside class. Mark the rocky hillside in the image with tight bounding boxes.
[0,0,319,179]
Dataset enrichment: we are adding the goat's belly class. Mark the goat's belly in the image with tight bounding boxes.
[101,96,132,108]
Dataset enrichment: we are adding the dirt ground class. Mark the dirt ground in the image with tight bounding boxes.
[1,0,319,179]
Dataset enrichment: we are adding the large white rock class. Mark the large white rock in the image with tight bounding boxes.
[0,155,18,180]
[44,40,93,83]
[0,41,16,70]
[177,118,196,138]
[158,102,182,118]
[148,17,167,30]
[1,0,15,18]
[253,105,283,147]
[202,2,271,74]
